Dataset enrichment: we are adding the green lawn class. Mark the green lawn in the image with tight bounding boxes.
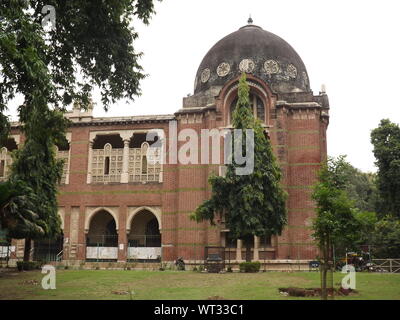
[0,269,399,300]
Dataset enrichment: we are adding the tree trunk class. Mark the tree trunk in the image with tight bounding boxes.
[23,238,31,262]
[321,263,328,300]
[245,240,252,262]
[320,238,330,300]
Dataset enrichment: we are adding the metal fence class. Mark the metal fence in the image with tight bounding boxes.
[333,244,400,272]
[371,259,400,273]
[184,242,319,272]
[0,246,12,267]
[33,238,64,263]
[86,234,118,247]
[128,235,161,248]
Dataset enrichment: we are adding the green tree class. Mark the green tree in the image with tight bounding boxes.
[312,156,360,300]
[1,0,159,116]
[353,211,377,247]
[371,119,400,218]
[192,73,287,262]
[0,0,159,260]
[0,179,45,240]
[10,110,68,260]
[371,216,400,258]
[340,160,378,212]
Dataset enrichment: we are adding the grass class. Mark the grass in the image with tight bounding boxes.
[0,269,399,300]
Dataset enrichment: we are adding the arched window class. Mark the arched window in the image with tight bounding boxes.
[230,93,265,123]
[0,147,11,181]
[55,137,71,185]
[142,156,148,174]
[0,138,18,181]
[141,142,149,175]
[104,156,110,175]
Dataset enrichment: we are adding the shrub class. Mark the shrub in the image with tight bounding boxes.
[239,262,261,273]
[16,261,23,271]
[287,287,306,297]
[227,266,233,273]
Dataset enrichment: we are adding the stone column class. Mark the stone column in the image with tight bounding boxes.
[117,206,127,262]
[253,236,260,261]
[236,239,242,261]
[77,206,86,261]
[121,139,130,183]
[65,133,72,185]
[62,206,71,261]
[86,141,93,184]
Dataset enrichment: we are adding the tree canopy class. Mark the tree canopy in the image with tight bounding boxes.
[1,0,160,141]
[339,160,378,213]
[312,156,360,299]
[371,119,400,218]
[0,0,160,258]
[0,178,45,239]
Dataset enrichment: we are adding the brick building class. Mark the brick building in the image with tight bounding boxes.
[1,21,329,268]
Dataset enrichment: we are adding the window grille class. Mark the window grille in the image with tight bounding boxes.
[128,142,161,182]
[92,143,123,183]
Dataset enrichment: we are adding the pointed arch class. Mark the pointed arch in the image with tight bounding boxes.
[85,207,119,233]
[127,207,161,233]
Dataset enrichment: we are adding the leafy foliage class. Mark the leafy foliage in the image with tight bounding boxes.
[339,161,379,212]
[0,1,160,250]
[0,0,160,115]
[239,261,261,273]
[312,156,360,250]
[8,110,69,239]
[0,179,45,239]
[192,73,287,246]
[371,216,400,258]
[312,156,360,299]
[353,211,377,246]
[371,119,400,218]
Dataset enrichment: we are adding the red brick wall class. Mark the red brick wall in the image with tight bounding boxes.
[9,83,327,263]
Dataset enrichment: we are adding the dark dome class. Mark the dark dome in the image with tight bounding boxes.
[194,23,310,94]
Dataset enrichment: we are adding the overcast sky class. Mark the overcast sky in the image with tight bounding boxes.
[6,0,400,172]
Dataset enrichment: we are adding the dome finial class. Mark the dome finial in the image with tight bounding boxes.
[248,15,253,25]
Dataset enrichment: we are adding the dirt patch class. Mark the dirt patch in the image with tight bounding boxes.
[20,280,39,286]
[279,287,358,297]
[112,291,129,295]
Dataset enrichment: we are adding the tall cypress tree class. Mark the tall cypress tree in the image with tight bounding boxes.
[192,73,287,261]
[9,108,68,261]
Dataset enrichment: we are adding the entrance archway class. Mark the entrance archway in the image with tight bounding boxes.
[127,210,161,262]
[86,210,118,261]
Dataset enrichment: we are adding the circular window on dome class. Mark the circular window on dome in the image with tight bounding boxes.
[239,59,255,73]
[264,60,280,75]
[217,62,230,77]
[230,93,265,124]
[201,68,211,83]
